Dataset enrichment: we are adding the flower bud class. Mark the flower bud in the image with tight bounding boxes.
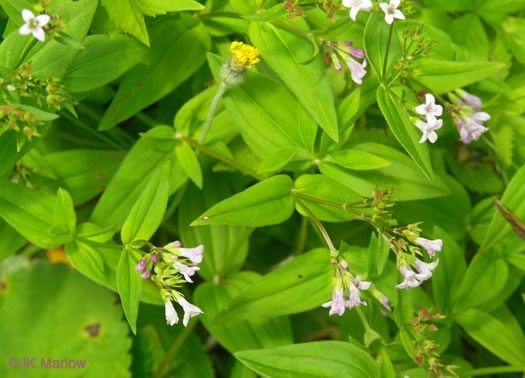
[220,61,247,87]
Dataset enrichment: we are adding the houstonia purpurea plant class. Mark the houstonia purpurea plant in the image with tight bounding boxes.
[0,0,524,377]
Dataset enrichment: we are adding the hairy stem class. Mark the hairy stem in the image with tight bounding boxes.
[199,82,227,145]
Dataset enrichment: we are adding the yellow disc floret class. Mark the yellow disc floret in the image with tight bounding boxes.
[230,41,260,68]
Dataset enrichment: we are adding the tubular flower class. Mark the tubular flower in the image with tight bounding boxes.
[177,297,204,327]
[396,257,439,289]
[450,89,490,144]
[322,255,371,316]
[322,40,368,85]
[415,237,443,258]
[165,299,179,326]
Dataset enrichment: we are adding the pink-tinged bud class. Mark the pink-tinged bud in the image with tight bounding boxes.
[172,240,182,248]
[283,1,294,10]
[141,269,151,280]
[344,40,353,46]
[135,258,147,272]
[150,253,158,264]
[349,47,365,59]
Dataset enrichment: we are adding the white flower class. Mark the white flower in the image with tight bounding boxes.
[177,297,203,327]
[19,9,50,42]
[347,276,371,310]
[7,84,16,91]
[179,245,204,265]
[165,299,179,326]
[415,94,443,124]
[347,58,367,85]
[415,119,442,144]
[414,258,439,281]
[415,237,443,258]
[396,266,422,289]
[342,0,373,21]
[379,0,405,24]
[322,288,346,316]
[173,261,200,283]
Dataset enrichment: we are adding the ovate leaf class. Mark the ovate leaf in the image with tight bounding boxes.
[121,163,170,244]
[191,175,294,227]
[327,149,391,171]
[99,18,209,130]
[235,341,378,378]
[213,249,333,324]
[412,60,505,94]
[249,20,339,142]
[175,142,202,189]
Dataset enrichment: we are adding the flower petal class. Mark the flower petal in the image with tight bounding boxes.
[32,27,45,42]
[22,9,35,23]
[19,24,32,35]
[36,14,51,27]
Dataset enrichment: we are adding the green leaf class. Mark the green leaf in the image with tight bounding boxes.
[45,149,123,205]
[0,261,131,377]
[458,309,525,366]
[235,341,378,378]
[0,0,33,26]
[137,0,204,15]
[191,175,294,227]
[431,227,467,312]
[483,166,525,250]
[249,20,339,142]
[377,87,433,181]
[213,249,333,324]
[0,220,25,261]
[327,149,391,171]
[257,148,298,174]
[64,33,147,93]
[207,53,317,158]
[294,174,363,222]
[367,232,390,279]
[53,188,77,238]
[363,12,402,80]
[176,142,202,189]
[179,178,251,280]
[65,224,163,305]
[121,162,170,244]
[0,182,75,249]
[502,18,525,65]
[194,271,293,353]
[117,247,144,334]
[450,13,489,61]
[319,143,449,201]
[412,60,506,94]
[453,252,508,313]
[99,18,209,130]
[91,126,186,229]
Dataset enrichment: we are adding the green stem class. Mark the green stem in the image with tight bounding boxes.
[463,366,525,377]
[382,24,394,81]
[154,319,198,378]
[293,194,335,251]
[293,215,309,256]
[355,307,371,330]
[197,11,241,20]
[199,82,227,145]
[293,192,368,218]
[181,135,264,180]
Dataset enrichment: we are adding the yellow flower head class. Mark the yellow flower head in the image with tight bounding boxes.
[230,41,260,69]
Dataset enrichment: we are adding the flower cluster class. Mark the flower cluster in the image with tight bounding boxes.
[0,64,67,110]
[317,0,343,21]
[450,89,490,144]
[322,252,371,316]
[0,104,40,143]
[410,308,459,376]
[135,241,204,327]
[283,1,304,22]
[364,188,397,227]
[321,40,367,85]
[414,94,443,144]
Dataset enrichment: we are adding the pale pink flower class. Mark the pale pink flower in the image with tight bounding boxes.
[179,245,204,265]
[415,237,443,258]
[415,94,443,124]
[177,297,203,327]
[165,300,179,326]
[173,261,200,283]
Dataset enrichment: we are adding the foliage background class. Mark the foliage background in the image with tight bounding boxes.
[0,0,524,377]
